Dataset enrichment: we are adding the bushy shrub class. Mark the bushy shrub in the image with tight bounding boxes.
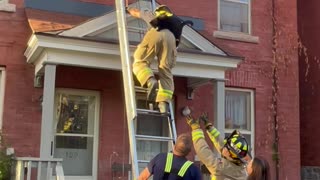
[0,133,13,180]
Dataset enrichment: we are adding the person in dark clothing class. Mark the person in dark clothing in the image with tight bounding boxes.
[138,133,201,180]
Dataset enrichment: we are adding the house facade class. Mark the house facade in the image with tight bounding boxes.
[0,0,300,179]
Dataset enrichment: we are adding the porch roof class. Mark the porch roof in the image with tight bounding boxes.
[24,1,243,82]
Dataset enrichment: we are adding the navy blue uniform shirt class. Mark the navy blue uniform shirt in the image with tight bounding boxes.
[147,153,202,180]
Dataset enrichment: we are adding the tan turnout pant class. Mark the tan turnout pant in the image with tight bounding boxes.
[133,28,177,102]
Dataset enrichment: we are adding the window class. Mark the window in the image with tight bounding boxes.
[219,0,251,34]
[0,68,5,130]
[225,88,254,155]
[0,0,16,12]
[53,89,100,179]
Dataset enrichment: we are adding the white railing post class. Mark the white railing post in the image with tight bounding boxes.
[15,160,24,180]
[14,157,64,180]
[56,162,65,180]
[27,161,32,180]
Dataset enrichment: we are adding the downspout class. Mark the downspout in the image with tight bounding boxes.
[271,0,280,179]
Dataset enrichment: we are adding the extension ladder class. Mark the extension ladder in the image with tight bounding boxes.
[115,0,177,179]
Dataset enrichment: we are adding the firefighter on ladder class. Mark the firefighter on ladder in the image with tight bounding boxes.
[186,112,250,180]
[127,5,193,113]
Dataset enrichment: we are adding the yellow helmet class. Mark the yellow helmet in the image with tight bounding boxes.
[224,130,249,160]
[154,5,173,19]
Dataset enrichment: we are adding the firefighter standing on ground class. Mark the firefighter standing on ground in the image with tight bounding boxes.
[138,133,202,180]
[186,113,249,180]
[127,5,192,113]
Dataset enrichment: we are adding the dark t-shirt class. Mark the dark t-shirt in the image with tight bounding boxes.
[147,153,202,180]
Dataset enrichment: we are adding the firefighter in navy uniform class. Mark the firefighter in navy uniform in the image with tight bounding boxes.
[127,5,193,113]
[186,113,249,180]
[138,133,201,180]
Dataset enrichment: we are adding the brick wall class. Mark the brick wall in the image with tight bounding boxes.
[298,0,320,167]
[0,0,39,157]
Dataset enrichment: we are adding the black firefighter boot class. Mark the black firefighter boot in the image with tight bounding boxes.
[146,77,158,101]
[158,101,169,113]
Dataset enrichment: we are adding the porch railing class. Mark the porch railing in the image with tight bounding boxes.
[13,157,64,180]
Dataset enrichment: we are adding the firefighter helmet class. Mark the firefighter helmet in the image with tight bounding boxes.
[224,130,249,160]
[154,5,173,19]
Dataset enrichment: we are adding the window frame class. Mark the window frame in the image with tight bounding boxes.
[218,0,252,34]
[225,87,255,156]
[0,68,5,130]
[0,0,16,12]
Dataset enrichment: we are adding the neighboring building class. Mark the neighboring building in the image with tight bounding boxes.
[298,0,320,179]
[0,0,299,179]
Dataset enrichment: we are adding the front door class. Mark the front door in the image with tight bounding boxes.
[53,89,100,180]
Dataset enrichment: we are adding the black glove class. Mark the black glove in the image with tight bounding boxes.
[199,112,213,130]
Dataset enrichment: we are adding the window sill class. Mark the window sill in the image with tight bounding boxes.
[213,30,259,44]
[0,3,16,12]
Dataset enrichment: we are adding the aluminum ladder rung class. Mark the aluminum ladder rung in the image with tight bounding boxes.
[137,109,170,116]
[135,86,148,93]
[134,86,159,94]
[138,160,149,164]
[135,134,174,141]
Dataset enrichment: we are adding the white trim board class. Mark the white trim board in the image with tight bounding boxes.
[25,34,241,80]
[0,68,5,130]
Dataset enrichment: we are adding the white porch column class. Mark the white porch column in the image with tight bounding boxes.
[213,80,225,139]
[40,64,56,158]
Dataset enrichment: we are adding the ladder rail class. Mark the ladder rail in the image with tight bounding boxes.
[137,109,170,116]
[116,0,176,179]
[135,134,174,141]
[168,102,177,145]
[115,0,139,178]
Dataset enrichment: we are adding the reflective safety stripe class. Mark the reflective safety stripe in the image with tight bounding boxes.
[211,175,217,180]
[209,128,220,138]
[135,68,153,82]
[158,88,173,99]
[164,153,173,173]
[165,153,193,177]
[177,161,193,177]
[192,130,204,141]
[155,10,173,17]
